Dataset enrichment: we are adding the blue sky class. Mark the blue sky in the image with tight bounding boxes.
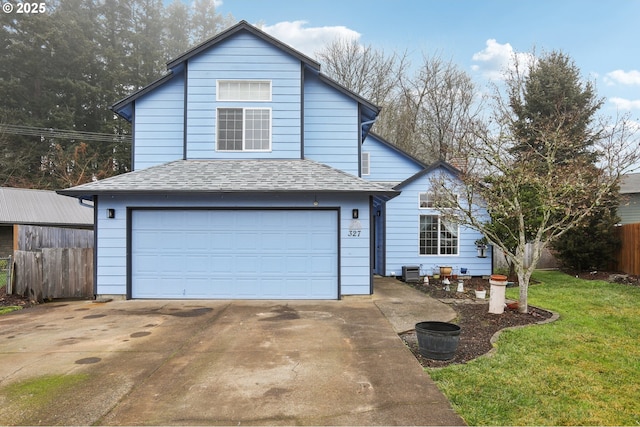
[212,0,640,118]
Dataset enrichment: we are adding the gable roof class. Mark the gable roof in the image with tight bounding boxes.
[57,159,399,199]
[0,187,93,227]
[393,160,462,190]
[167,20,320,71]
[366,132,428,168]
[111,20,320,121]
[110,20,380,129]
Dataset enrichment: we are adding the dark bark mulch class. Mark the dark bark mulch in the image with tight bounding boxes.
[400,277,553,368]
[0,285,36,309]
[400,302,553,368]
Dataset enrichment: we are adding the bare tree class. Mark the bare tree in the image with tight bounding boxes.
[431,52,640,313]
[391,53,483,163]
[315,38,407,108]
[317,41,482,164]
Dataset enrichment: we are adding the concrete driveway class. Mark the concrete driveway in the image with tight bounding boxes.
[0,278,464,426]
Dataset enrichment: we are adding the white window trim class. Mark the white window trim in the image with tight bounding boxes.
[419,191,459,209]
[362,152,370,176]
[419,192,433,209]
[418,214,460,256]
[216,80,272,102]
[216,107,272,152]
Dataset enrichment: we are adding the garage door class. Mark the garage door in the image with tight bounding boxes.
[131,209,338,299]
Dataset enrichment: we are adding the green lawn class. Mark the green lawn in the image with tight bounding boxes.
[428,270,640,426]
[0,258,7,286]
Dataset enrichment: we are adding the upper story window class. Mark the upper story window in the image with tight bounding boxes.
[217,108,271,151]
[216,80,272,152]
[419,192,435,208]
[419,192,458,209]
[362,152,370,176]
[217,80,271,101]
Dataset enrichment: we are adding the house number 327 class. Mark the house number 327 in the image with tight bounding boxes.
[348,219,362,237]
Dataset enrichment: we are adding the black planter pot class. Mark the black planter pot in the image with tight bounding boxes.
[415,321,461,360]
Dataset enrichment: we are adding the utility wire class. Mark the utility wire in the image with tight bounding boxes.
[0,124,132,143]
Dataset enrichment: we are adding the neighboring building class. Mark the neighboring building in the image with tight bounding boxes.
[58,21,491,300]
[0,187,93,257]
[618,172,640,225]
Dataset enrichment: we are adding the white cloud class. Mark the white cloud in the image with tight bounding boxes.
[471,39,535,81]
[605,70,640,86]
[610,97,640,110]
[259,20,361,58]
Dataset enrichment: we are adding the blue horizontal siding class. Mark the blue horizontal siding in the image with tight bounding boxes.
[185,33,302,160]
[618,193,640,224]
[303,73,359,175]
[134,73,185,169]
[362,135,423,182]
[95,193,373,298]
[384,168,492,277]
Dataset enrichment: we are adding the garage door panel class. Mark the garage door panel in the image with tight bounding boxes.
[211,256,234,273]
[211,234,232,249]
[132,209,338,299]
[286,256,309,274]
[311,256,335,273]
[187,255,209,272]
[311,234,336,250]
[185,232,209,251]
[261,256,283,273]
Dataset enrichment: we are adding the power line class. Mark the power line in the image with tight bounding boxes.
[0,124,132,143]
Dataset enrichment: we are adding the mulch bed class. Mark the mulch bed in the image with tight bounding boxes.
[400,276,553,368]
[401,270,640,368]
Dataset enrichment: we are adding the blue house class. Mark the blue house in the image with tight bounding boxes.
[58,21,491,300]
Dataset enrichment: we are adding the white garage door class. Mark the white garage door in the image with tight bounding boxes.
[131,209,338,299]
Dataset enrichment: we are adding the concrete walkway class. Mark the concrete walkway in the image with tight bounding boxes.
[371,276,458,333]
[0,278,465,426]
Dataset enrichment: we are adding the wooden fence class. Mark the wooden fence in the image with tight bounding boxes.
[13,248,93,301]
[17,224,93,251]
[493,244,560,270]
[614,223,640,275]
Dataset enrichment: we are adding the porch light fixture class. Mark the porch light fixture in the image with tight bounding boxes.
[352,209,359,219]
[107,208,116,219]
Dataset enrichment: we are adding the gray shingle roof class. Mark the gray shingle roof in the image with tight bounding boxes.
[57,159,399,197]
[0,187,93,226]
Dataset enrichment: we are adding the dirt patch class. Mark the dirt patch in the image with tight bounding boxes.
[571,270,640,286]
[0,286,36,310]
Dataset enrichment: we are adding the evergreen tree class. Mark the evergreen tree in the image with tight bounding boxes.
[506,51,620,273]
[509,51,603,164]
[0,0,235,189]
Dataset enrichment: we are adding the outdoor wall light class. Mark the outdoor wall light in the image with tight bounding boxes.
[352,209,359,219]
[107,208,116,219]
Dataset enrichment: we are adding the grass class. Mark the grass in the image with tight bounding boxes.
[0,306,22,315]
[0,284,21,315]
[0,374,89,424]
[427,270,640,426]
[0,259,7,288]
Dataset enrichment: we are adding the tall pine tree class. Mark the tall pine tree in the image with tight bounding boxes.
[507,51,620,273]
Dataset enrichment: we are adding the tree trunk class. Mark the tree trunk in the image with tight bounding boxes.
[518,272,529,313]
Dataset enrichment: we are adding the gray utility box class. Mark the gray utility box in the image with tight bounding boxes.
[402,266,420,283]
